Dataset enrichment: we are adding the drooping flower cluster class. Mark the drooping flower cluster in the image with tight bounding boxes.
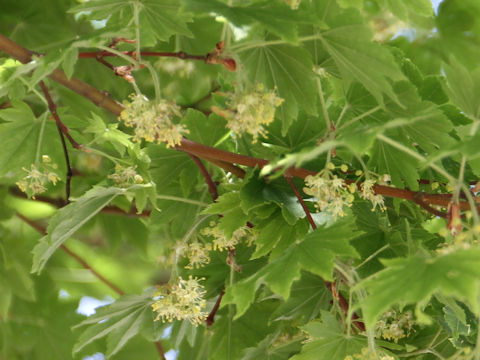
[303,168,355,220]
[152,276,208,326]
[359,178,387,212]
[374,309,415,343]
[108,164,143,187]
[181,241,212,269]
[119,94,188,147]
[344,348,394,360]
[16,155,60,198]
[201,221,257,251]
[214,84,284,142]
[303,164,389,220]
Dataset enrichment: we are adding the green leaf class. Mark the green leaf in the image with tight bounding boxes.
[62,46,78,79]
[384,0,433,20]
[238,44,317,133]
[317,9,405,105]
[291,311,367,360]
[73,291,154,358]
[85,112,132,155]
[182,109,227,147]
[31,187,126,274]
[443,57,480,120]
[270,272,331,325]
[183,0,305,42]
[208,302,275,360]
[370,132,420,190]
[239,174,306,225]
[69,0,192,43]
[202,192,248,238]
[443,305,470,340]
[242,333,302,360]
[224,220,360,317]
[0,101,62,180]
[357,248,480,329]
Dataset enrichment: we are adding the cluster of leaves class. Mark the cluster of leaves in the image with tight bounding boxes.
[1,0,480,360]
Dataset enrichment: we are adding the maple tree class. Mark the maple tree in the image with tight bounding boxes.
[1,0,480,359]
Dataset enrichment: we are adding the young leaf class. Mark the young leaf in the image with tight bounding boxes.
[238,44,317,133]
[31,187,126,274]
[224,220,360,317]
[317,9,406,105]
[357,248,480,329]
[291,311,367,360]
[73,292,155,358]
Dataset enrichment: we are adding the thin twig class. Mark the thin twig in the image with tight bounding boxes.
[55,124,72,204]
[79,50,207,61]
[154,341,167,360]
[186,153,218,201]
[285,176,317,230]
[206,288,225,327]
[16,213,125,295]
[414,192,447,218]
[38,80,82,149]
[285,175,365,332]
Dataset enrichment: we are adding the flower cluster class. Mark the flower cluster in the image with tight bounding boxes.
[359,178,387,212]
[345,348,394,360]
[214,84,284,142]
[375,309,415,343]
[152,276,208,326]
[156,58,195,78]
[108,164,143,187]
[201,221,257,252]
[181,241,212,269]
[16,155,60,198]
[303,164,389,220]
[303,169,355,220]
[119,94,188,148]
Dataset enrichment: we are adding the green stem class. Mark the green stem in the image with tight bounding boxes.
[337,105,382,132]
[230,35,321,53]
[316,77,331,131]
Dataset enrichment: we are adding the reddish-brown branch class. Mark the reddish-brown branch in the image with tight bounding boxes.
[414,192,447,218]
[326,281,365,332]
[206,288,225,327]
[154,341,167,360]
[197,156,246,179]
[186,153,218,201]
[16,213,125,295]
[1,34,478,213]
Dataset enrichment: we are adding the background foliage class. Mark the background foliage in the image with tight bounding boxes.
[1,0,480,359]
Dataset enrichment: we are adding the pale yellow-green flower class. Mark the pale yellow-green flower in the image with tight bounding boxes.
[181,242,212,269]
[119,94,188,148]
[215,84,284,142]
[201,221,257,251]
[16,156,60,198]
[359,178,386,212]
[374,309,415,343]
[152,276,208,326]
[303,172,354,220]
[108,164,143,187]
